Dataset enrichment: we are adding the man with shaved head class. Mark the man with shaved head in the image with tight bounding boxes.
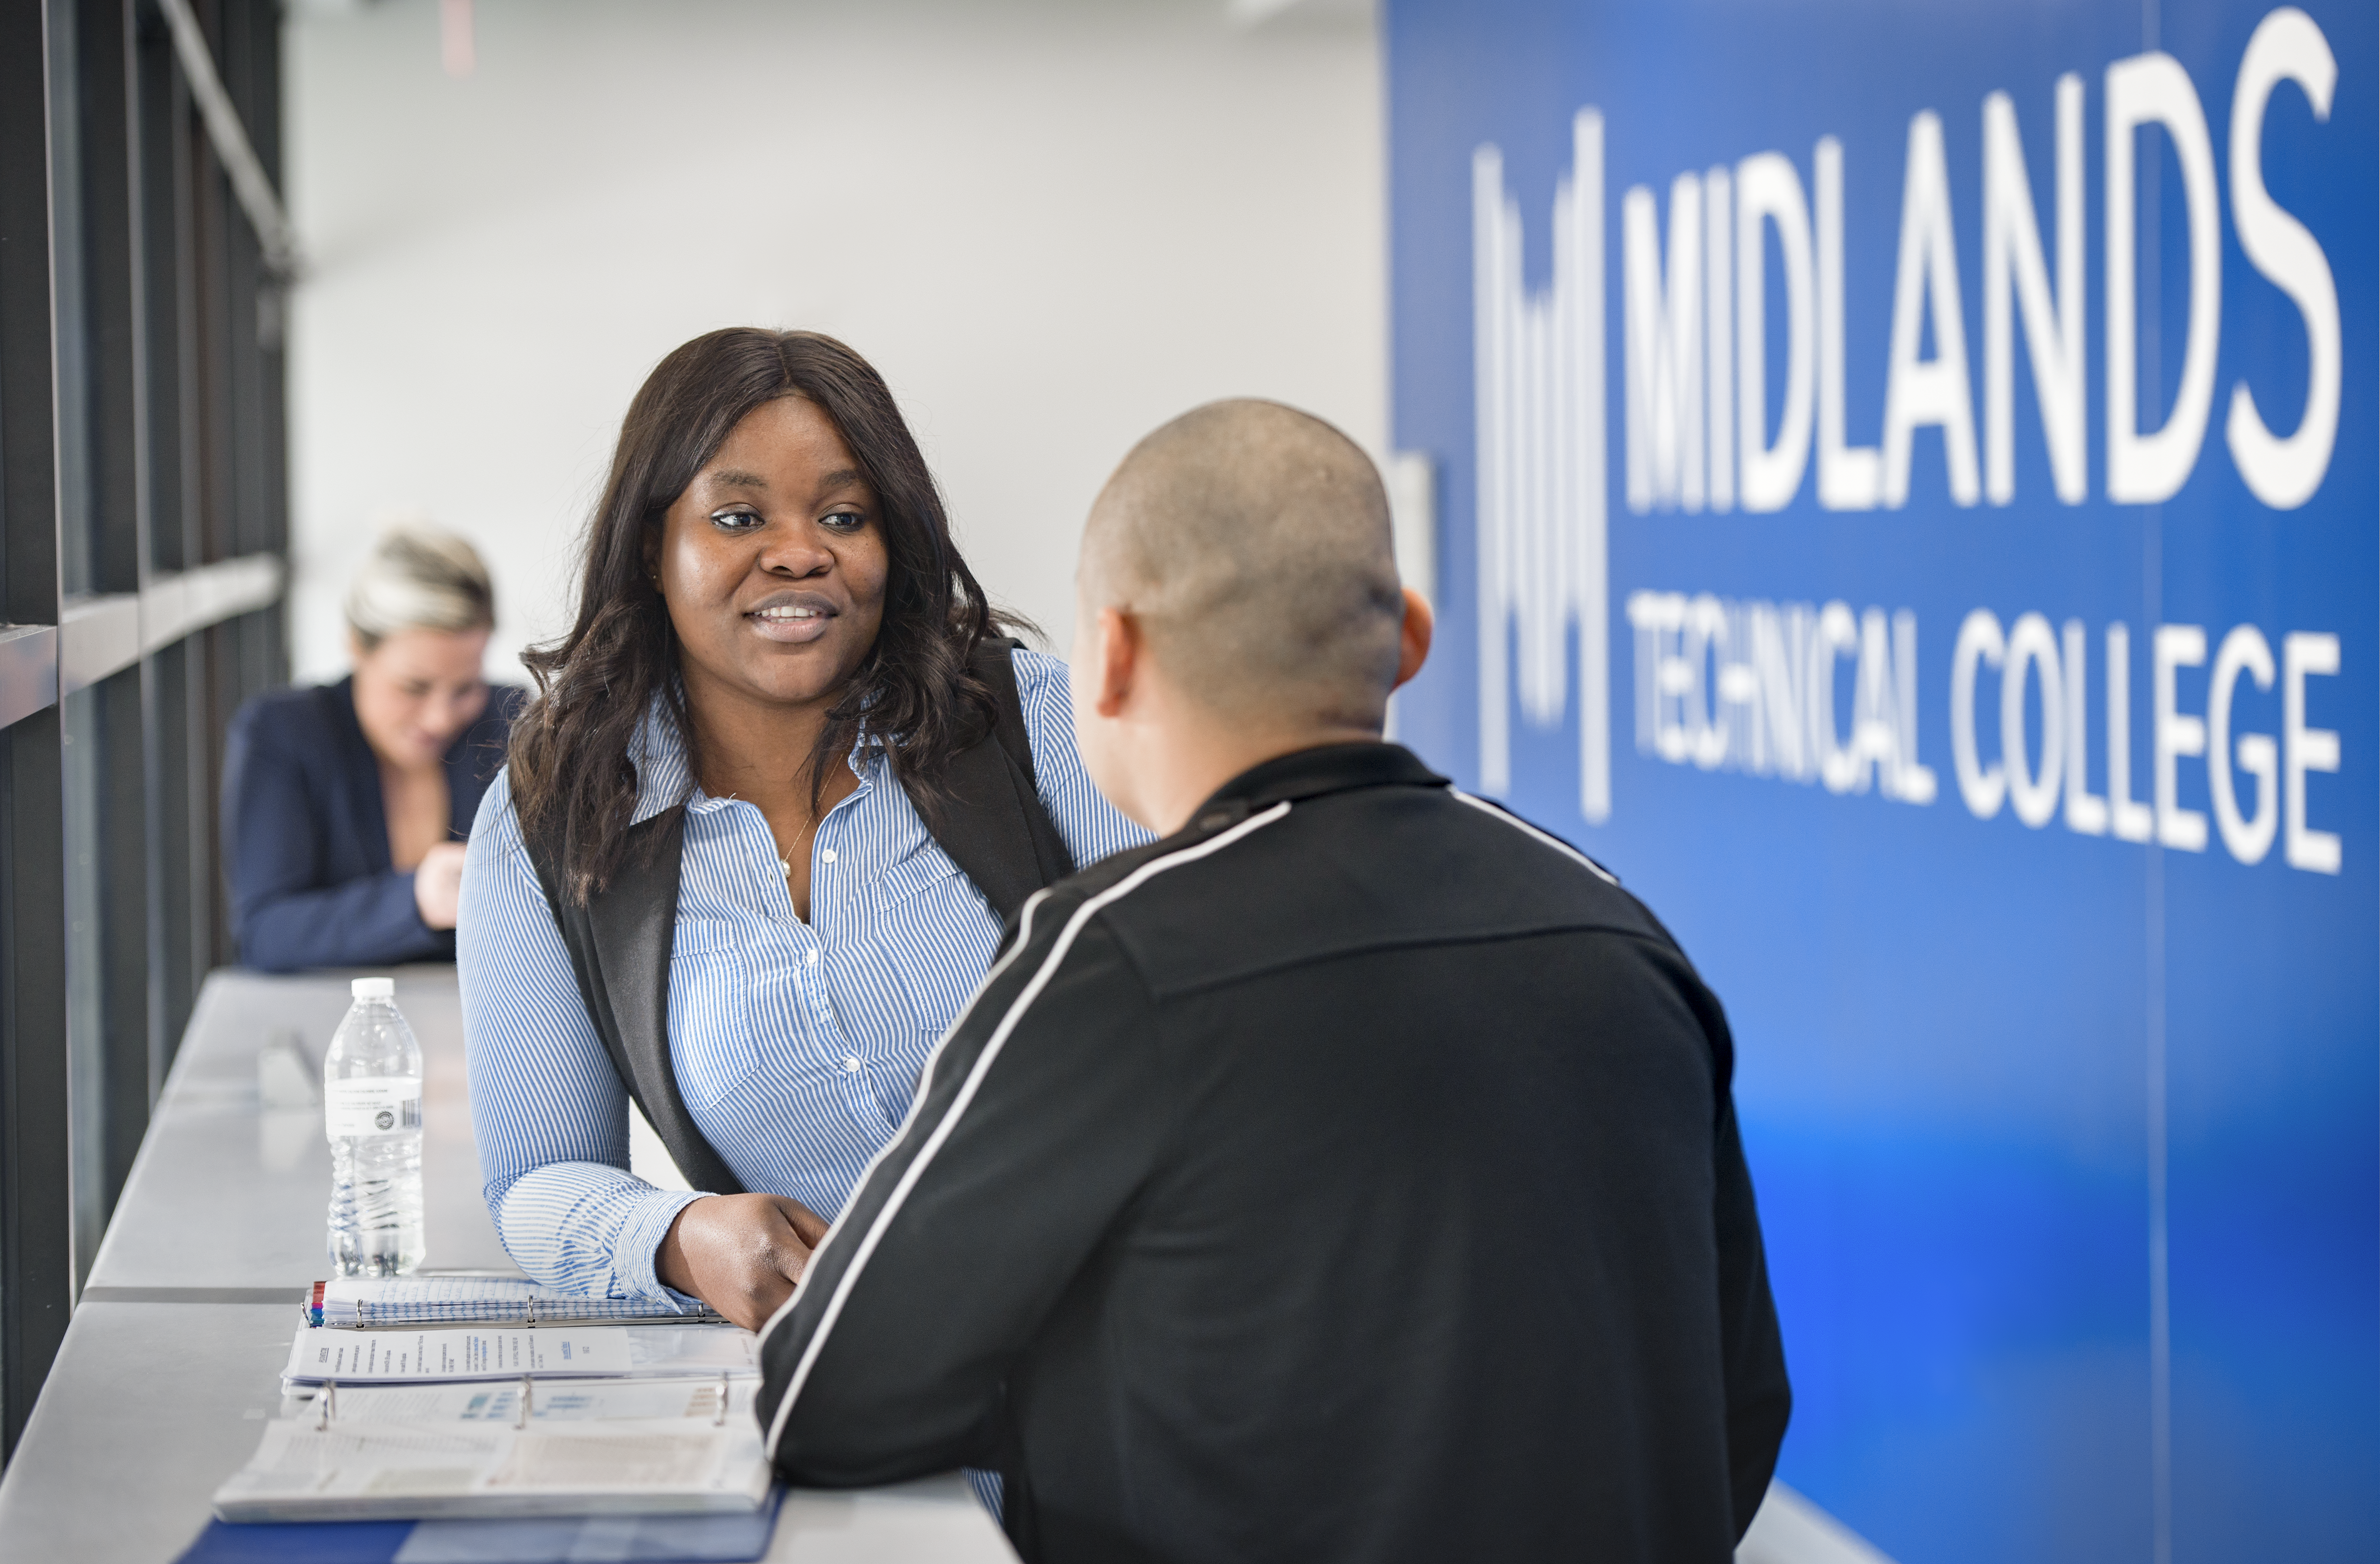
[758,400,1790,1564]
[1079,397,1409,742]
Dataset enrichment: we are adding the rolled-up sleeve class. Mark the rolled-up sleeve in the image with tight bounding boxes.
[458,772,705,1303]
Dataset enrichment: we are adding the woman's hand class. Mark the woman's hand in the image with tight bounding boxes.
[657,1193,831,1331]
[413,841,469,930]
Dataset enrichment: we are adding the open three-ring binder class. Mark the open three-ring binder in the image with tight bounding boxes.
[213,1374,771,1523]
[214,1278,769,1525]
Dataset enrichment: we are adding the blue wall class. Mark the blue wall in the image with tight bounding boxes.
[1384,2,2377,1558]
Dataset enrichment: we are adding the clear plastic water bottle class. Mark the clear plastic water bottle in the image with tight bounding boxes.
[324,976,424,1276]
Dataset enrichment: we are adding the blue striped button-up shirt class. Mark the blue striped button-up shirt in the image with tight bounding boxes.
[458,648,1148,1302]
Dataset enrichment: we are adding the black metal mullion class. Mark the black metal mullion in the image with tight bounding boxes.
[0,0,70,1460]
[2,13,61,629]
[0,710,69,1457]
[81,0,138,600]
[45,0,93,603]
[217,0,259,562]
[186,15,231,575]
[94,663,147,1204]
[198,618,230,969]
[225,0,283,710]
[147,636,195,1056]
[130,0,181,581]
[0,0,289,1447]
[130,0,192,1069]
[167,4,213,1027]
[54,0,156,1283]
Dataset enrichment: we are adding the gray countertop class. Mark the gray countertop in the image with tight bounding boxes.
[0,965,1012,1562]
[84,966,515,1293]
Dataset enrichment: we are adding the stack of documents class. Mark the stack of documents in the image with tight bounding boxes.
[282,1322,759,1390]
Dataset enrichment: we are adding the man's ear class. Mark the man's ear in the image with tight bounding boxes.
[1393,587,1434,691]
[1093,606,1140,718]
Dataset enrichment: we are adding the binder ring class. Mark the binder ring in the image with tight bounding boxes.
[515,1373,533,1430]
[317,1379,337,1430]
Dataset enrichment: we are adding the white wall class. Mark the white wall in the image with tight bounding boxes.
[285,0,1385,688]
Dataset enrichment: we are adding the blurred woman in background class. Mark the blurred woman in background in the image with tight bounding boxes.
[224,525,522,971]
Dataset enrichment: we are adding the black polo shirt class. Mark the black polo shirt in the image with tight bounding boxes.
[756,741,1790,1564]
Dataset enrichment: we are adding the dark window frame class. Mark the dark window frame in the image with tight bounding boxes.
[0,0,290,1456]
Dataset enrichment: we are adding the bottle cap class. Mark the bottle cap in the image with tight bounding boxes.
[351,977,395,999]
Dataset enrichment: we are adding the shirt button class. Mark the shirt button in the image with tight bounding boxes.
[820,849,837,864]
[806,949,819,965]
[843,1056,861,1073]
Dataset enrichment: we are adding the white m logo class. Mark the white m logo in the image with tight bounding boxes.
[1472,109,1610,822]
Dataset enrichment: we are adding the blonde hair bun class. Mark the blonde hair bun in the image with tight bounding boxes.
[345,524,495,651]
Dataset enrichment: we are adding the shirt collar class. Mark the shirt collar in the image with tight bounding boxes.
[1182,741,1446,833]
[627,703,694,826]
[625,698,881,826]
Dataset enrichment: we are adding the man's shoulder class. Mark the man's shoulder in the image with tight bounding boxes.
[1002,832,1184,971]
[1043,826,1182,897]
[1066,782,1678,1002]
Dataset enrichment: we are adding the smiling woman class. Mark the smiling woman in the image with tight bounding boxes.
[458,331,1145,1375]
[646,395,892,920]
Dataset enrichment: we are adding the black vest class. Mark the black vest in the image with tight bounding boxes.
[523,639,1075,1195]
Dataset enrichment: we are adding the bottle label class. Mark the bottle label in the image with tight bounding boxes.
[325,1078,423,1139]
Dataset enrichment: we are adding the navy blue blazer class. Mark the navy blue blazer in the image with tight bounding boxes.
[223,677,524,972]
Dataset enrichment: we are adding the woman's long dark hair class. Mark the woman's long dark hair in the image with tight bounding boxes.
[509,328,1013,902]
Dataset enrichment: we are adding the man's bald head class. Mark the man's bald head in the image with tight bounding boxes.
[1082,399,1403,731]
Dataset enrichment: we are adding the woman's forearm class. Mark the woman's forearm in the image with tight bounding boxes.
[236,871,443,972]
[463,772,711,1301]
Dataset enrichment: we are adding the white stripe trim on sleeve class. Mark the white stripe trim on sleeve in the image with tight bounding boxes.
[761,801,1295,1460]
[1447,787,1619,885]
